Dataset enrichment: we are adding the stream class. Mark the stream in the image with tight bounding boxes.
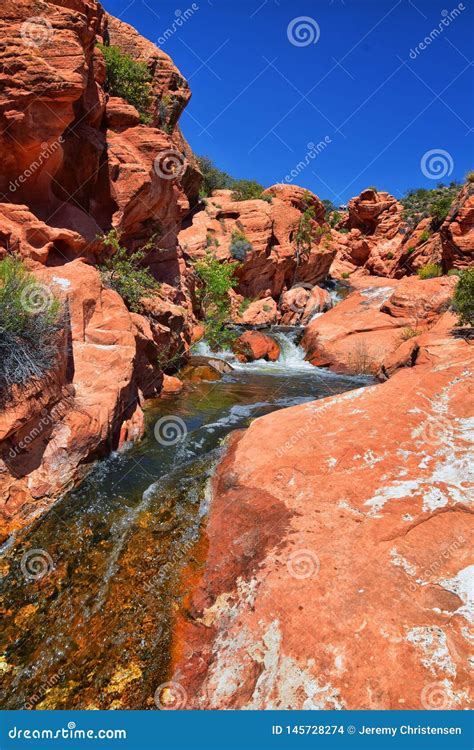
[0,330,370,709]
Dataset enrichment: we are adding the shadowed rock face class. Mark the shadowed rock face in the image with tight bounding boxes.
[0,0,197,536]
[172,312,474,709]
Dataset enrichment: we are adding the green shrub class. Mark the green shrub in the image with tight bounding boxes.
[231,179,264,201]
[206,233,219,248]
[406,246,415,255]
[401,326,420,340]
[194,253,239,350]
[0,257,63,394]
[447,268,461,276]
[197,156,234,196]
[99,230,159,312]
[261,194,273,204]
[452,268,474,326]
[401,183,461,230]
[417,263,443,280]
[229,230,252,261]
[98,44,152,123]
[328,210,342,228]
[430,194,453,229]
[465,171,474,183]
[197,156,265,201]
[238,297,251,315]
[386,252,394,260]
[419,230,430,243]
[341,271,351,279]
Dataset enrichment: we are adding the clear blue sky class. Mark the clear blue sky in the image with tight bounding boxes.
[103,0,473,204]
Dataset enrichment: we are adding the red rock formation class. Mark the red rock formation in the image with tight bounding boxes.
[0,261,145,540]
[179,186,335,301]
[301,276,457,374]
[235,297,279,327]
[172,313,474,709]
[279,285,332,325]
[0,0,198,535]
[233,331,280,363]
[331,190,406,278]
[330,185,474,280]
[440,183,474,270]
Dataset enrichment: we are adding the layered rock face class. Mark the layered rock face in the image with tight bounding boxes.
[330,185,474,279]
[0,0,197,537]
[173,311,473,709]
[179,185,335,300]
[301,276,457,374]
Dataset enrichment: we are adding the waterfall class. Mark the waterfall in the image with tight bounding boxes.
[192,329,313,372]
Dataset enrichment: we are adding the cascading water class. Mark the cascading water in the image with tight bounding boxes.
[0,321,372,710]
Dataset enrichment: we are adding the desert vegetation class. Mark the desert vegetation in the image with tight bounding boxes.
[0,257,63,396]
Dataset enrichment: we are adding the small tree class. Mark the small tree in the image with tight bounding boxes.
[452,268,474,326]
[98,44,153,123]
[194,254,239,351]
[295,192,318,258]
[99,230,160,312]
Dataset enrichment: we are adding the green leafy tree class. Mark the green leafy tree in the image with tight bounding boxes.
[295,192,319,258]
[98,44,153,123]
[452,268,474,326]
[99,230,160,312]
[194,254,239,351]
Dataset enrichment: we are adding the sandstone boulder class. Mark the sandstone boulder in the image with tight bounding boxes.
[233,331,280,363]
[172,315,473,709]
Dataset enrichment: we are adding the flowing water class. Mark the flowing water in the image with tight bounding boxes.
[0,331,370,710]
